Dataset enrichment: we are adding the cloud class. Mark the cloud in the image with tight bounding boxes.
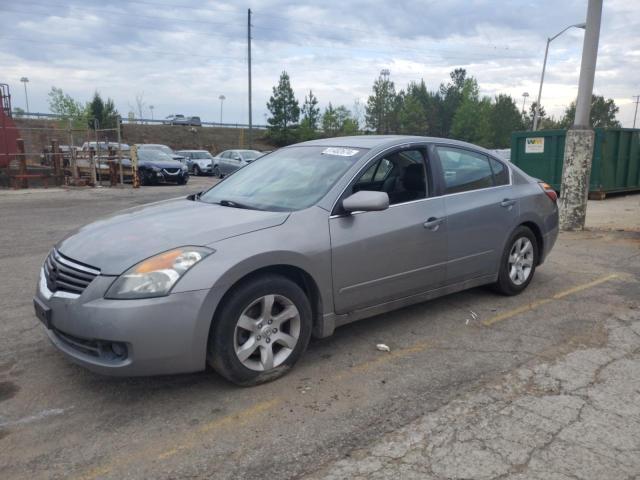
[2,0,638,127]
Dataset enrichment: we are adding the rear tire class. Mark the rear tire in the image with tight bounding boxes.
[193,165,201,176]
[208,274,312,386]
[492,226,538,296]
[213,166,221,178]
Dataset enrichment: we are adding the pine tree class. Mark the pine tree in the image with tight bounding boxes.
[266,71,300,145]
[299,90,320,140]
[365,74,398,133]
[301,90,320,130]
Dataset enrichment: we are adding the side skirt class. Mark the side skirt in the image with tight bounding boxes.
[316,274,497,337]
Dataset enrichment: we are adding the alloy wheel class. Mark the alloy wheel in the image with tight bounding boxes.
[233,294,301,371]
[508,237,534,285]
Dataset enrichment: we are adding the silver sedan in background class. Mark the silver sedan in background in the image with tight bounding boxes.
[34,136,558,386]
[212,149,263,177]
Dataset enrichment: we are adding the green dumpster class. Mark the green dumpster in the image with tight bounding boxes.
[511,128,640,199]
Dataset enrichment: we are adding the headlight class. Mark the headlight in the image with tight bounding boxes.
[105,246,213,299]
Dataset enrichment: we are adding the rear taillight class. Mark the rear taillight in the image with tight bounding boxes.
[538,182,558,203]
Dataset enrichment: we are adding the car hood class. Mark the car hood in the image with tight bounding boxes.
[57,198,290,275]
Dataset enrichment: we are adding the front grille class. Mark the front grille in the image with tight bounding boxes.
[162,168,180,175]
[44,249,100,295]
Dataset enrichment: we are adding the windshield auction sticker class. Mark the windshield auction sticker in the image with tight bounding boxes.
[322,147,359,157]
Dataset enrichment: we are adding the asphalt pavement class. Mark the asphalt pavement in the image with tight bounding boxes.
[1,181,638,480]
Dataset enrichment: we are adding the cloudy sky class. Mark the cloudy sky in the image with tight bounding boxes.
[1,0,638,127]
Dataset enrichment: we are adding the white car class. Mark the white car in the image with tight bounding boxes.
[176,150,215,176]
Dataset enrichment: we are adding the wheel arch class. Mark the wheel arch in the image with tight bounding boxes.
[208,264,325,348]
[518,221,544,265]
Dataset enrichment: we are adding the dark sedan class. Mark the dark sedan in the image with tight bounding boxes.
[134,149,189,185]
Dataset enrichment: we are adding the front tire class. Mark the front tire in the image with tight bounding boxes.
[208,275,312,386]
[493,226,538,296]
[213,166,221,178]
[193,165,201,176]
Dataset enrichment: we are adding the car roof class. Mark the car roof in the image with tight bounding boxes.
[294,135,502,159]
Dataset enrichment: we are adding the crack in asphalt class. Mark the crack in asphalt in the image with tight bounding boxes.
[304,311,640,480]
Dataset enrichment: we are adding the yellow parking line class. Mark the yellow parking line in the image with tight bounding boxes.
[482,273,619,326]
[75,273,622,479]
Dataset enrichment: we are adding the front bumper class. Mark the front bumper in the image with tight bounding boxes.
[153,169,189,183]
[35,269,219,376]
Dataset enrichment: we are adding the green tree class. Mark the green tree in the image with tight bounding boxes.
[335,105,359,135]
[560,95,620,128]
[87,92,119,129]
[266,71,300,146]
[300,90,320,129]
[322,103,339,136]
[523,102,546,130]
[405,80,443,136]
[399,84,428,135]
[47,86,87,127]
[322,104,359,136]
[365,74,398,133]
[13,107,25,117]
[488,94,524,148]
[439,68,467,137]
[299,90,320,140]
[451,77,492,146]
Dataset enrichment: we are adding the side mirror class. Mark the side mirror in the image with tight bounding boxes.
[342,191,389,213]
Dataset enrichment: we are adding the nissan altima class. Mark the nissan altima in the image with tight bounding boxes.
[34,136,558,385]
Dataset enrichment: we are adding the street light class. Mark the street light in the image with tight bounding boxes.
[218,95,226,124]
[20,77,30,115]
[532,22,586,130]
[521,92,530,114]
[149,105,154,120]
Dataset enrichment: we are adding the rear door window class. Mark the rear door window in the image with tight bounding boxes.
[490,158,509,186]
[435,147,495,194]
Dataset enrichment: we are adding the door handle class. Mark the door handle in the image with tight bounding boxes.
[500,199,516,208]
[423,217,444,230]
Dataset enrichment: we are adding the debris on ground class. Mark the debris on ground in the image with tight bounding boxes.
[376,344,391,352]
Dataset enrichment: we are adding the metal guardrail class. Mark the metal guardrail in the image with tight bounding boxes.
[11,112,268,130]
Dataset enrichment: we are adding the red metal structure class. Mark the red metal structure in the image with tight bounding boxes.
[1,83,19,168]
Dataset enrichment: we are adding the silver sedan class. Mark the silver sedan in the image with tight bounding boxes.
[212,149,263,177]
[34,136,558,385]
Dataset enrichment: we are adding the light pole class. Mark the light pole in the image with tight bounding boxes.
[20,77,30,115]
[149,105,154,120]
[532,22,586,130]
[218,95,225,124]
[521,92,530,114]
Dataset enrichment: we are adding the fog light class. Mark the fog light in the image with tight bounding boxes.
[110,342,127,359]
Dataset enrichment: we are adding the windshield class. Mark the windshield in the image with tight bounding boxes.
[192,152,213,159]
[199,146,367,211]
[138,149,176,162]
[142,145,174,155]
[241,150,261,160]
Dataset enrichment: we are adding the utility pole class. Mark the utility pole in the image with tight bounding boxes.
[521,92,529,114]
[247,8,253,148]
[632,95,639,129]
[532,23,586,130]
[20,77,30,115]
[558,0,602,231]
[219,95,226,124]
